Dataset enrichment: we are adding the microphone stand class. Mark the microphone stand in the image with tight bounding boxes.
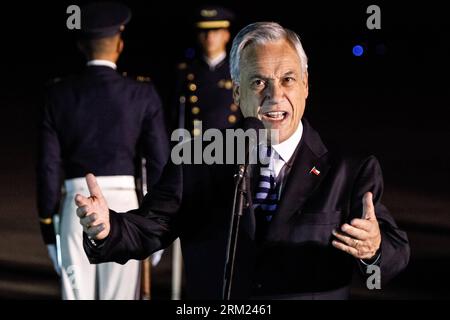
[222,164,248,300]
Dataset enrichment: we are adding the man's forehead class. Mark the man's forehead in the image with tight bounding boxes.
[241,41,301,76]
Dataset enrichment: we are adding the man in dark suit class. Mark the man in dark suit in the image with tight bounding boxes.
[75,22,410,299]
[37,2,169,299]
[173,5,242,134]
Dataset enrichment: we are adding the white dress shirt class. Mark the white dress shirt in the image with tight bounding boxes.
[203,52,226,70]
[271,121,304,179]
[86,59,117,70]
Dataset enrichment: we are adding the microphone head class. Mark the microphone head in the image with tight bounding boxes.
[241,117,265,131]
[239,117,269,166]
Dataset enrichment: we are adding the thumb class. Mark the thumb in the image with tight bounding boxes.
[362,192,376,220]
[74,194,90,207]
[85,173,104,199]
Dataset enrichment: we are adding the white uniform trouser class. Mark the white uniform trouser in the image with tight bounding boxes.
[60,176,140,300]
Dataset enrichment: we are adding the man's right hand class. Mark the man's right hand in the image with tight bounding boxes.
[75,173,110,240]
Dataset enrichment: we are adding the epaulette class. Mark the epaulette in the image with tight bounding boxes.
[177,62,188,70]
[122,72,151,83]
[136,75,151,82]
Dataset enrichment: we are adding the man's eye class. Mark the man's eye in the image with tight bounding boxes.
[283,77,296,84]
[252,79,265,88]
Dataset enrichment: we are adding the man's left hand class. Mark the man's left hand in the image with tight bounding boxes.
[332,192,381,260]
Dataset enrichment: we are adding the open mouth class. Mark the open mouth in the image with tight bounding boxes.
[262,111,288,121]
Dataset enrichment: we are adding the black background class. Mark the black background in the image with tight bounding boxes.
[0,0,449,299]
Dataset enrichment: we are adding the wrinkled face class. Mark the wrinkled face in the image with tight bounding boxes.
[198,29,230,56]
[233,39,308,143]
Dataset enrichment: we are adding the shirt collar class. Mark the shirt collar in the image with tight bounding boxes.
[272,121,304,164]
[203,52,226,70]
[86,60,117,70]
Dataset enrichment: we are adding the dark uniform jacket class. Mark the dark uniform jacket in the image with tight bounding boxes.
[173,57,242,133]
[37,65,170,244]
[84,119,410,299]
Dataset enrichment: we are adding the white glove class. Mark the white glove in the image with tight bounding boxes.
[151,249,164,267]
[46,244,61,276]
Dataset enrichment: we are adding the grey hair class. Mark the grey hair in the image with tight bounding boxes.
[230,22,308,84]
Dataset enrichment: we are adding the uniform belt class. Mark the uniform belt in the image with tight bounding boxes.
[64,175,136,193]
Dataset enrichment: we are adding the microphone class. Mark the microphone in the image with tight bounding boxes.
[240,117,265,167]
[224,117,265,300]
[241,116,265,131]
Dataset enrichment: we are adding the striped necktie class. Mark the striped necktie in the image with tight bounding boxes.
[253,147,279,240]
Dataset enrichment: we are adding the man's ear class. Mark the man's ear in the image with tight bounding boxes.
[232,84,240,105]
[224,29,231,44]
[77,41,85,54]
[117,38,124,54]
[302,72,309,99]
[77,41,89,59]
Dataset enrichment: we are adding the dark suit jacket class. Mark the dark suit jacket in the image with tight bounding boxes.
[85,119,410,299]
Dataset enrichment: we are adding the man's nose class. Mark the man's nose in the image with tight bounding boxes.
[264,82,284,103]
[205,30,213,40]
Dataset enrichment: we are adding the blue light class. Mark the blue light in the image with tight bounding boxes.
[352,45,364,57]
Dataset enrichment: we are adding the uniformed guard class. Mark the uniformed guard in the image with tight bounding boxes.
[173,5,242,136]
[36,1,170,300]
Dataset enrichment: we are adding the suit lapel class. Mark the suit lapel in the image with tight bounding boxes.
[266,119,330,241]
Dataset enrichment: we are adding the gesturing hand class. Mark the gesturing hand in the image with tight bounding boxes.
[332,192,381,260]
[75,174,110,240]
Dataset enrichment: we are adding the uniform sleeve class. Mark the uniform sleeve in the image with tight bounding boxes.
[84,160,183,264]
[140,85,171,190]
[36,95,63,244]
[349,155,410,285]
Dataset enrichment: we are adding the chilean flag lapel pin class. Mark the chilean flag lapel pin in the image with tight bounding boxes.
[310,166,321,176]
